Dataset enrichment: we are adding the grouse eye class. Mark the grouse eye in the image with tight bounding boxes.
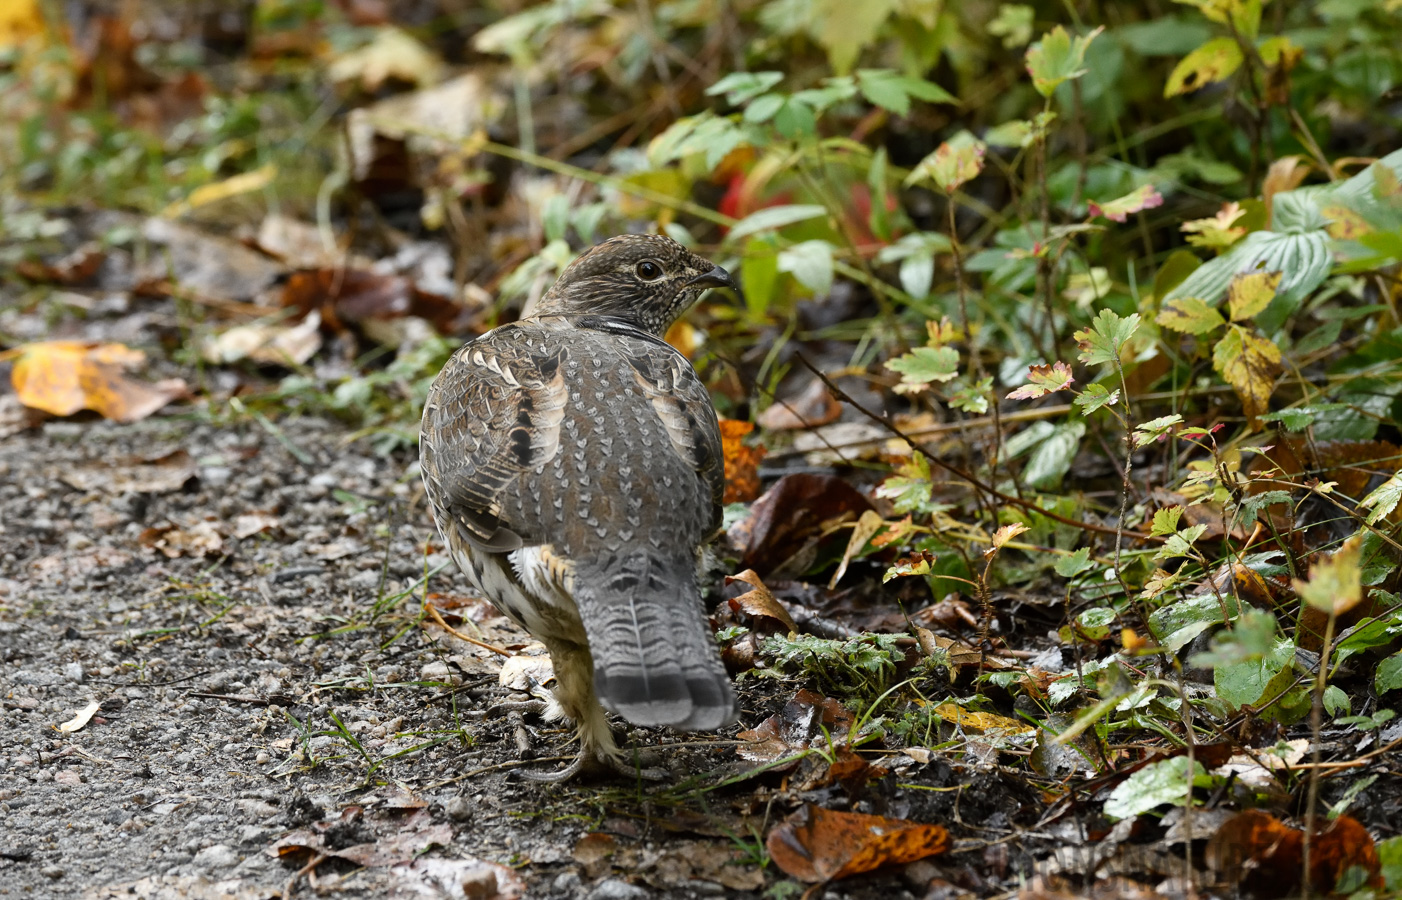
[635,260,664,281]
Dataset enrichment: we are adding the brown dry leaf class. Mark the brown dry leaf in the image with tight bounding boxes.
[727,473,874,575]
[719,418,765,503]
[15,242,105,285]
[737,689,854,762]
[914,628,983,667]
[60,449,196,494]
[1263,156,1310,223]
[139,521,225,558]
[281,268,470,337]
[232,513,279,539]
[766,803,949,883]
[11,341,187,423]
[572,833,617,879]
[270,808,451,869]
[389,857,525,900]
[1207,810,1382,897]
[255,215,346,268]
[724,569,798,634]
[829,509,885,589]
[757,379,842,431]
[138,219,283,303]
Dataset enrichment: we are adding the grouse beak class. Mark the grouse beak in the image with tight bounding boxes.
[686,264,743,305]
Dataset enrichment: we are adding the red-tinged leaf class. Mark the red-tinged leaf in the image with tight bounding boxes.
[991,522,1029,550]
[766,804,949,883]
[1089,184,1164,223]
[1006,361,1074,399]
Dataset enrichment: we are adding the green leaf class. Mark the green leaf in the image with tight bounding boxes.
[1104,756,1207,821]
[740,238,779,318]
[1164,37,1244,97]
[947,377,991,414]
[855,69,955,116]
[1055,547,1093,577]
[906,131,986,193]
[1360,472,1402,525]
[1149,592,1243,652]
[1026,25,1104,98]
[1380,835,1402,892]
[1151,507,1184,537]
[1024,422,1085,489]
[876,232,951,300]
[1380,653,1402,694]
[867,147,891,241]
[1215,637,1295,709]
[1088,184,1164,223]
[777,240,835,296]
[1164,229,1332,331]
[706,71,785,105]
[1007,361,1075,400]
[812,0,896,74]
[985,119,1034,148]
[1134,414,1184,448]
[876,452,933,513]
[1074,308,1141,366]
[728,204,828,241]
[1322,684,1350,718]
[1157,297,1225,335]
[742,92,785,123]
[772,97,818,138]
[886,346,960,387]
[1074,382,1120,415]
[1187,609,1278,668]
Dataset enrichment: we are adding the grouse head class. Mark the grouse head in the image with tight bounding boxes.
[528,234,737,335]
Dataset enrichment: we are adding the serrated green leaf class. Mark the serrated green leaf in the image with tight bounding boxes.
[1151,507,1184,537]
[1074,382,1120,415]
[907,131,986,192]
[1055,547,1093,577]
[1026,25,1103,97]
[706,70,785,105]
[1360,473,1402,525]
[886,346,960,386]
[1157,297,1225,335]
[1074,308,1141,366]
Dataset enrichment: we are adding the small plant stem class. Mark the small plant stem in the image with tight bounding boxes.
[1301,606,1339,899]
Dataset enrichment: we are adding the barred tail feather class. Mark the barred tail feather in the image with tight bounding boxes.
[573,552,736,731]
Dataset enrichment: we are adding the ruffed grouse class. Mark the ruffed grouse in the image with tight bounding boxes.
[419,234,739,779]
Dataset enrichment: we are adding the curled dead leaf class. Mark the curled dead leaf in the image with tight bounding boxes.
[724,569,797,634]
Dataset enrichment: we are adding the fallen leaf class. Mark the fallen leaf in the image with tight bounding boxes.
[766,803,949,883]
[0,0,46,52]
[326,26,445,91]
[1207,810,1382,897]
[10,341,188,423]
[724,569,798,634]
[202,310,324,367]
[138,521,225,559]
[829,509,885,589]
[162,164,278,218]
[738,690,854,762]
[232,513,280,539]
[57,701,101,733]
[281,267,471,337]
[931,703,1035,735]
[727,473,874,575]
[719,418,765,503]
[757,379,842,430]
[270,808,451,868]
[390,856,525,900]
[60,449,197,494]
[15,242,105,285]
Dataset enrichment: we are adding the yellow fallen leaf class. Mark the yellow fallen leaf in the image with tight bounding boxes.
[162,164,277,218]
[932,703,1035,735]
[57,700,101,733]
[10,341,187,423]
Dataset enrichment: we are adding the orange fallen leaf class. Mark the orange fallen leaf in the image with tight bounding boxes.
[767,803,949,883]
[9,341,187,423]
[724,569,797,634]
[1207,809,1382,897]
[720,418,765,503]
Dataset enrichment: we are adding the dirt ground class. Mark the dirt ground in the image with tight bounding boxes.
[0,413,1048,900]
